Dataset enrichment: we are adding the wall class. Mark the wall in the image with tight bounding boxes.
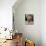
[41,0,46,46]
[0,0,16,30]
[13,0,41,46]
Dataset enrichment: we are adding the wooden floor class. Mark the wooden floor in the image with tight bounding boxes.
[0,39,16,46]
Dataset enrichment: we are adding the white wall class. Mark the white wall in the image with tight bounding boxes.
[41,0,46,46]
[13,0,41,46]
[0,0,16,30]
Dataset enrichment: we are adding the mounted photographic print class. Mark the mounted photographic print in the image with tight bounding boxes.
[25,14,34,25]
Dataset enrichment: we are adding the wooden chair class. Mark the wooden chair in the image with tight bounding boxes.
[15,33,23,46]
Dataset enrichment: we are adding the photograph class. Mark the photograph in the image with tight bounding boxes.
[25,14,34,25]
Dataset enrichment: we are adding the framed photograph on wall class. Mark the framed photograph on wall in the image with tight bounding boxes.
[25,14,34,25]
